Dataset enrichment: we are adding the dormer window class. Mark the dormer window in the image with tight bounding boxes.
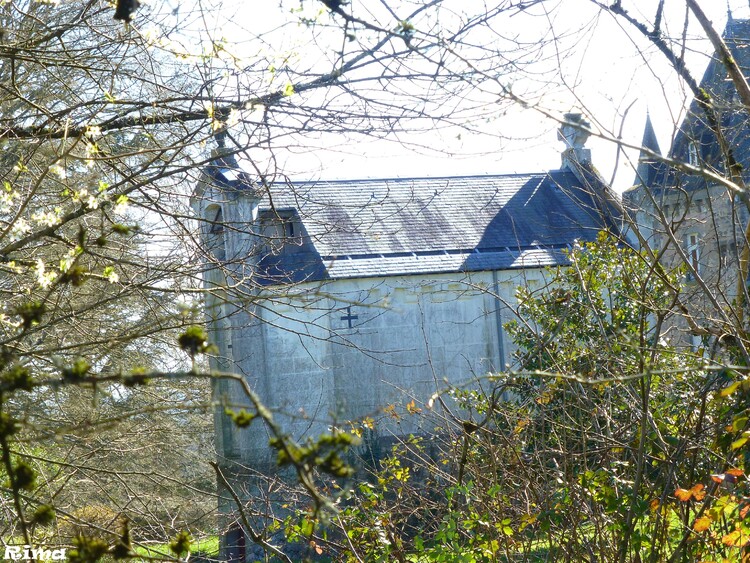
[260,211,300,255]
[688,142,699,167]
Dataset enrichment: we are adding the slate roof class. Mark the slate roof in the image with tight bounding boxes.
[204,155,259,193]
[254,171,621,284]
[636,113,662,188]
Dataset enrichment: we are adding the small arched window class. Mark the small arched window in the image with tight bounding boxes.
[204,204,226,261]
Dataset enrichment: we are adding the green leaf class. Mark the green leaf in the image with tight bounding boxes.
[31,505,55,526]
[721,381,741,397]
[69,536,109,563]
[178,325,215,356]
[15,301,46,330]
[225,408,256,428]
[12,461,36,490]
[731,435,749,450]
[1,364,33,392]
[733,416,749,433]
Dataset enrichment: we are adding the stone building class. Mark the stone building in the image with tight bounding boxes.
[192,119,624,560]
[623,16,750,350]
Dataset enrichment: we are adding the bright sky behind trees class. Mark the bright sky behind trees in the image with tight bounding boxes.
[149,0,750,191]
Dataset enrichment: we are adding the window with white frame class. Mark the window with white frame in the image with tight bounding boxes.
[691,333,703,353]
[688,142,699,166]
[686,232,700,280]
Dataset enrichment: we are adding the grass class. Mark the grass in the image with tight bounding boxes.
[132,535,219,561]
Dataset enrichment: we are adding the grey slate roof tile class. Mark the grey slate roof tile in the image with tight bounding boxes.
[255,171,617,284]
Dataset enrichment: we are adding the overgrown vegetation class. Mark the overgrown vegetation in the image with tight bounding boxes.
[256,234,750,562]
[5,1,750,563]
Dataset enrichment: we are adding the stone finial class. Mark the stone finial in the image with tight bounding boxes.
[215,128,227,149]
[558,113,592,169]
[211,129,231,161]
[558,113,591,149]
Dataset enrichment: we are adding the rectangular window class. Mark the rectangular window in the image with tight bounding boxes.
[719,242,728,265]
[208,206,224,234]
[691,334,703,353]
[720,240,740,267]
[686,233,700,280]
[688,142,699,166]
[284,220,295,238]
[261,222,284,254]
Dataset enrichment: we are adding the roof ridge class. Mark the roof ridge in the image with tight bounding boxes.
[282,171,567,186]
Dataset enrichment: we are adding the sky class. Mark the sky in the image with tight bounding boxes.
[153,0,750,192]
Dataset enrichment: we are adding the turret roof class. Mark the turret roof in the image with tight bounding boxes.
[640,17,750,194]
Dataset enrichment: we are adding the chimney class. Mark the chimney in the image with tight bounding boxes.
[558,113,592,171]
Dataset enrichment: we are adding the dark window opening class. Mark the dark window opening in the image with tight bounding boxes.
[205,205,226,261]
[208,206,224,234]
[224,526,246,563]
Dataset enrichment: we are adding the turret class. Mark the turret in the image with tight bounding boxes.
[192,136,269,562]
[191,134,262,270]
[635,112,662,188]
[191,133,262,378]
[191,137,265,453]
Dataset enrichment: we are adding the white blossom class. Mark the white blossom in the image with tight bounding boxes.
[104,266,120,284]
[0,190,17,214]
[32,210,61,227]
[113,195,129,215]
[49,164,67,179]
[59,254,74,273]
[35,259,57,288]
[11,219,31,240]
[85,125,102,139]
